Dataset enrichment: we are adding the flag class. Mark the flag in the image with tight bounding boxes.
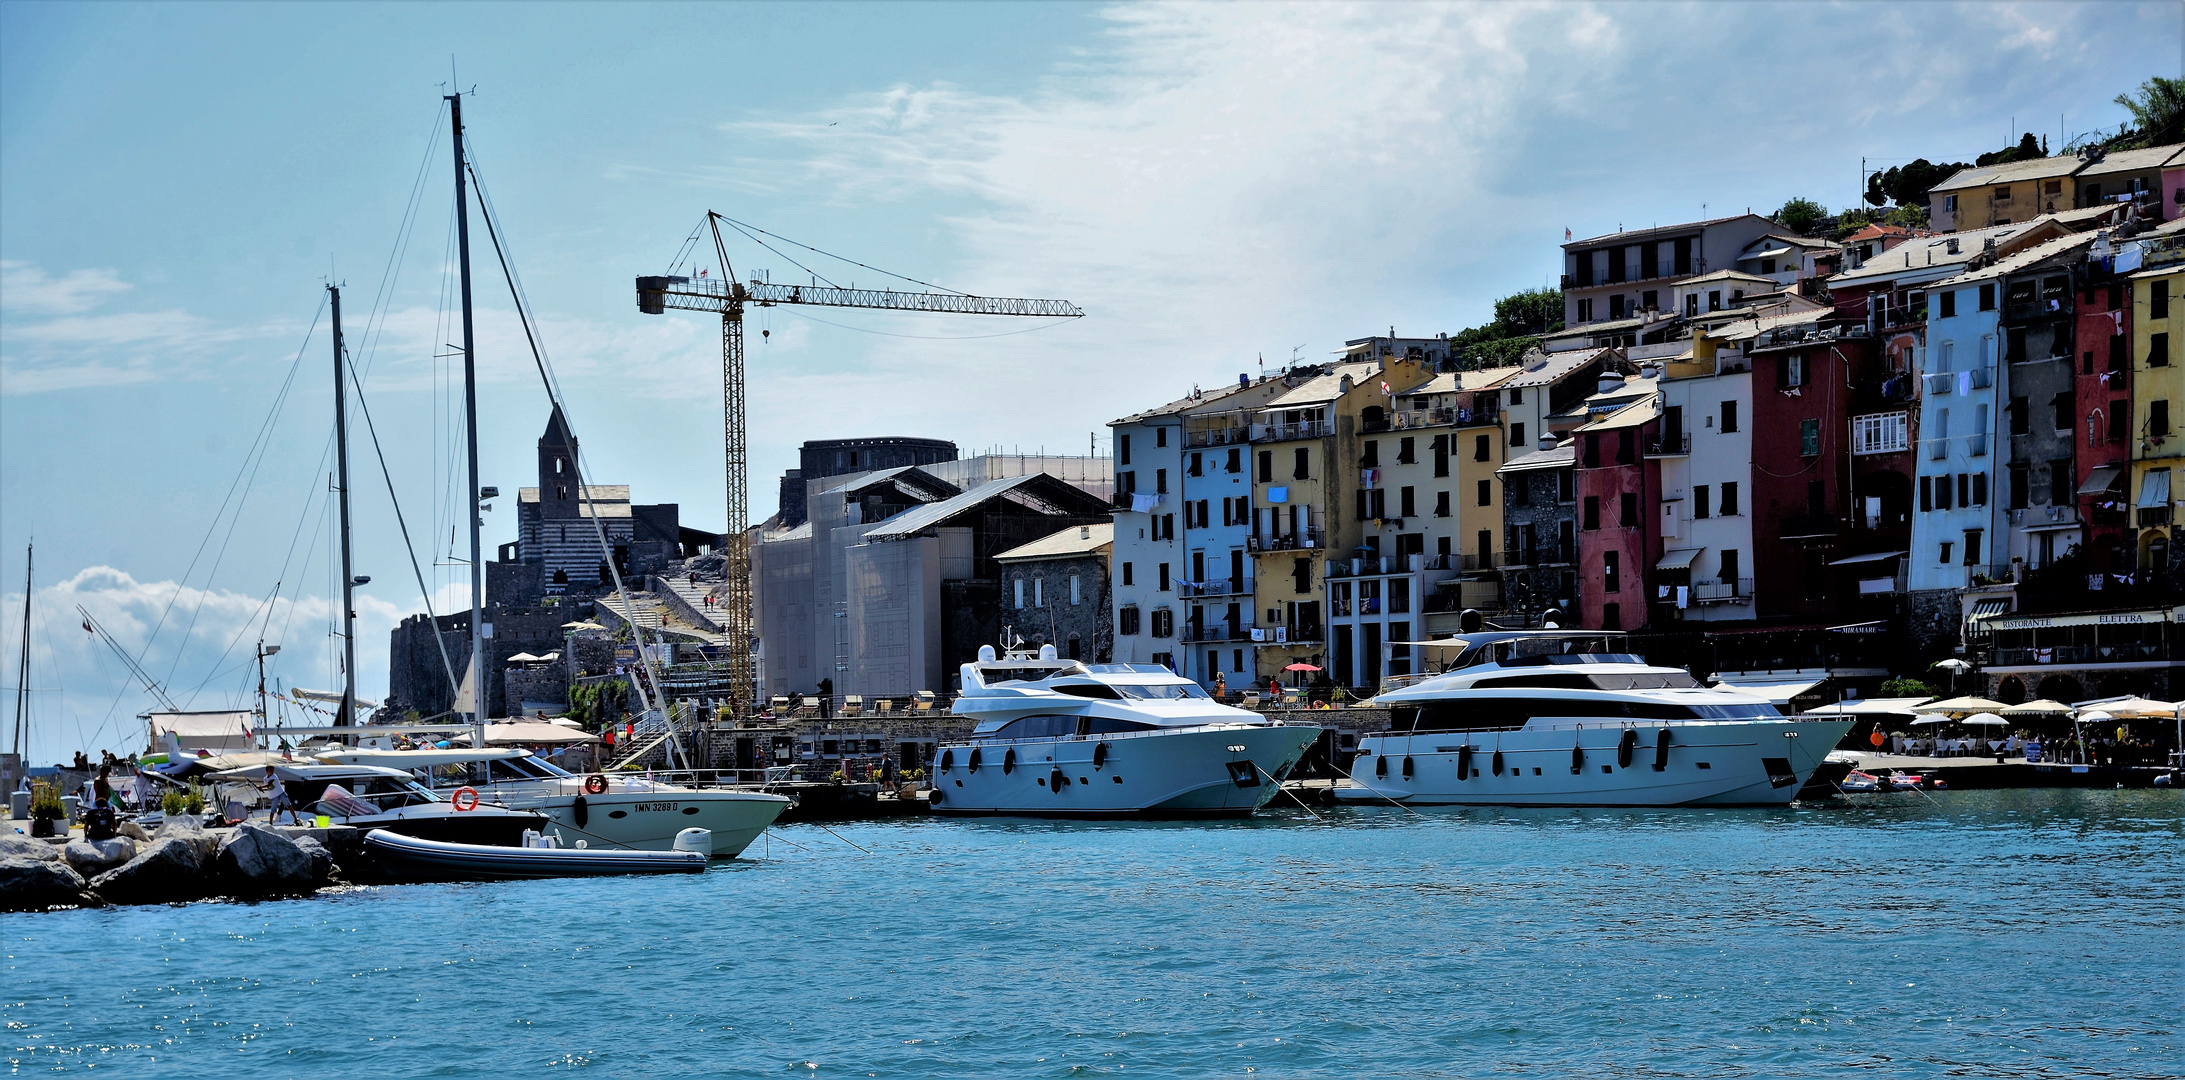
[82,618,94,633]
[1565,228,1573,242]
[1380,380,1390,395]
[698,268,707,278]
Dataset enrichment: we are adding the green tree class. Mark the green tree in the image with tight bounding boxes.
[2115,75,2185,148]
[1772,197,1828,235]
[1976,133,2045,168]
[1492,288,1563,336]
[1865,158,1970,209]
[1445,288,1565,371]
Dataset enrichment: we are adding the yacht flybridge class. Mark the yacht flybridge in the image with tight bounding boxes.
[1335,631,1853,808]
[932,646,1319,818]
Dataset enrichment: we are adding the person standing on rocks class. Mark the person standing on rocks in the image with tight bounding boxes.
[264,765,301,825]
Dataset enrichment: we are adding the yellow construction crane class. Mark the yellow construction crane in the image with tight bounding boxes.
[636,211,1082,723]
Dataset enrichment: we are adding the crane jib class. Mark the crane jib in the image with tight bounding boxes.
[635,276,1081,318]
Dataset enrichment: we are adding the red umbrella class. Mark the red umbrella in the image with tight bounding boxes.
[1284,663,1322,672]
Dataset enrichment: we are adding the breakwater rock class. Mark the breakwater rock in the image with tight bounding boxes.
[3,821,350,911]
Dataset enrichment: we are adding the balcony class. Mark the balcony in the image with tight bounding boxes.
[1645,432,1691,457]
[1254,421,1332,443]
[2139,505,2173,527]
[1968,433,1989,457]
[1361,414,1392,434]
[1179,577,1252,598]
[1691,577,1754,604]
[1992,643,2168,666]
[1327,555,1413,578]
[1251,625,1323,646]
[1459,552,1504,572]
[1181,620,1256,643]
[1249,527,1323,552]
[1506,543,1576,567]
[1186,427,1245,448]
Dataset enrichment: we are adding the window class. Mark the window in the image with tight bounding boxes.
[1709,290,1722,312]
[1576,298,1593,322]
[1121,562,1133,586]
[1642,289,1659,311]
[1070,575,1082,606]
[1602,602,1621,631]
[1432,435,1450,478]
[1800,418,1820,457]
[1158,563,1170,591]
[2112,398,2129,442]
[1782,355,1807,389]
[1935,472,1952,510]
[2009,464,2029,509]
[1720,401,1738,433]
[2049,461,2073,507]
[1014,579,1026,609]
[1187,452,1202,478]
[1034,578,1045,608]
[1939,290,1956,318]
[1156,427,1169,448]
[1938,542,1953,564]
[1118,470,1136,495]
[1920,475,1932,512]
[1474,434,1491,462]
[1720,482,1739,516]
[1559,470,1574,502]
[2153,332,2171,368]
[1685,293,1699,317]
[1119,434,1132,466]
[1674,237,1693,276]
[1362,440,1379,468]
[1851,412,1909,454]
[2155,280,2171,320]
[1719,549,1739,584]
[1293,448,1311,480]
[1959,473,1973,506]
[1156,468,1169,495]
[1400,486,1416,518]
[1616,430,1636,465]
[1479,480,1495,507]
[2153,399,2172,437]
[1963,529,1983,566]
[1510,481,1527,508]
[1944,194,1959,213]
[1978,283,1996,311]
[1610,294,1626,320]
[1434,490,1450,517]
[1510,422,1527,450]
[1258,450,1272,482]
[1397,437,1415,465]
[1119,606,1141,635]
[1693,484,1710,518]
[1292,557,1312,595]
[1603,550,1621,593]
[1583,434,1601,468]
[1583,495,1601,530]
[1508,387,1523,406]
[1620,491,1639,526]
[1151,608,1173,638]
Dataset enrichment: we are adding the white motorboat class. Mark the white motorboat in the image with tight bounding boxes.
[363,828,706,880]
[932,645,1320,818]
[1333,631,1853,808]
[252,763,549,844]
[313,747,789,858]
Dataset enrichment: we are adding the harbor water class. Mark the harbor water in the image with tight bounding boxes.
[7,789,2179,1078]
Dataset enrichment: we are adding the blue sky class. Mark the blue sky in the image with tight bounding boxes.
[1,1,2176,759]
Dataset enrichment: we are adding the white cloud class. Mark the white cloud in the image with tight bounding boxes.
[0,260,130,316]
[2,566,417,764]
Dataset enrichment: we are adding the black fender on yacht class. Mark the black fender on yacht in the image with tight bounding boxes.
[968,748,982,773]
[1003,748,1016,775]
[1456,744,1473,782]
[1491,749,1504,776]
[1618,728,1638,769]
[1093,742,1108,770]
[1571,742,1585,774]
[1654,728,1673,771]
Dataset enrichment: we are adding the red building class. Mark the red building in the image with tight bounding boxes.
[1573,398,1662,631]
[2075,265,2132,575]
[1745,324,1909,620]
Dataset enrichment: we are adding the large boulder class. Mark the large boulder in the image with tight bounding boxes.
[89,835,211,905]
[0,855,89,911]
[216,824,317,895]
[64,837,138,877]
[0,834,62,862]
[290,834,338,883]
[153,816,218,862]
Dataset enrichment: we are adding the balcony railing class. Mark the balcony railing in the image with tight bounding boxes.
[1992,643,2168,666]
[1249,527,1323,552]
[1967,433,1990,458]
[1185,427,1246,448]
[1459,552,1503,571]
[1179,577,1253,598]
[1646,433,1691,457]
[1507,543,1577,566]
[1253,421,1332,443]
[1691,578,1754,603]
[2139,505,2173,527]
[1181,621,1256,643]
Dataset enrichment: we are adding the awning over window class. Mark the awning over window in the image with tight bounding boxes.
[1828,550,1906,567]
[1987,608,2171,630]
[1656,547,1703,571]
[2078,464,2125,495]
[2138,468,2172,508]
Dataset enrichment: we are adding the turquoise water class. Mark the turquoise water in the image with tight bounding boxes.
[6,789,2180,1078]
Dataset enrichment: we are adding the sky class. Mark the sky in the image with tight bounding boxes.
[1,0,2177,760]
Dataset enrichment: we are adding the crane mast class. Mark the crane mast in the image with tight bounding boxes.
[636,212,1081,727]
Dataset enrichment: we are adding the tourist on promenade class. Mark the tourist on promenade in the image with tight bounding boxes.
[1213,672,1227,702]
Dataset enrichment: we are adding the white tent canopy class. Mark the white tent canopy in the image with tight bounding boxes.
[145,710,254,752]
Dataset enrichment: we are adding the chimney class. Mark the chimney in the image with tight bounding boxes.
[1946,238,1960,255]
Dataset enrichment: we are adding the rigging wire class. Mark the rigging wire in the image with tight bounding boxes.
[712,213,974,296]
[717,218,840,290]
[343,339,464,700]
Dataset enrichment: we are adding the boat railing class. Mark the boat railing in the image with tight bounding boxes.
[959,721,1275,749]
[1362,716,1827,741]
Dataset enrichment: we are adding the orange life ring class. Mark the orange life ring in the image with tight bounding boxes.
[584,774,608,795]
[451,786,480,812]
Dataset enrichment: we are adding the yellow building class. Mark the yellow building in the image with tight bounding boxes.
[1244,354,1432,687]
[1927,155,2082,232]
[2130,238,2185,571]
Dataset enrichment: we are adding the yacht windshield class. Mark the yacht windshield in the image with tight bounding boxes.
[1113,682,1210,700]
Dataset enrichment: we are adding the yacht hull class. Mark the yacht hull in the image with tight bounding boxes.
[931,724,1320,818]
[1336,717,1853,808]
[475,785,790,858]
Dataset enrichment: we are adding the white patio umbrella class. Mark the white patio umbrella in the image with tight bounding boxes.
[1961,713,2007,726]
[2072,710,2112,765]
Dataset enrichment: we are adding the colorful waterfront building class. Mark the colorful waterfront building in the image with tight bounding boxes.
[2127,222,2185,582]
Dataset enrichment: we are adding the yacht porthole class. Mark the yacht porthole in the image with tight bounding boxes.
[1111,776,1123,783]
[1037,776,1046,787]
[608,810,628,819]
[682,807,700,815]
[1600,765,1612,774]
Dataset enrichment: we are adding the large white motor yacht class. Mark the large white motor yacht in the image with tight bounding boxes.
[932,645,1320,818]
[315,748,789,858]
[1334,631,1853,808]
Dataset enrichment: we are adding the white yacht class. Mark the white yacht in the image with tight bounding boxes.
[932,645,1321,818]
[314,748,790,858]
[254,763,548,845]
[1334,631,1853,808]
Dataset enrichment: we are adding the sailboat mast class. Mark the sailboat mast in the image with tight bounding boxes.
[10,542,29,761]
[330,285,359,732]
[449,91,486,747]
